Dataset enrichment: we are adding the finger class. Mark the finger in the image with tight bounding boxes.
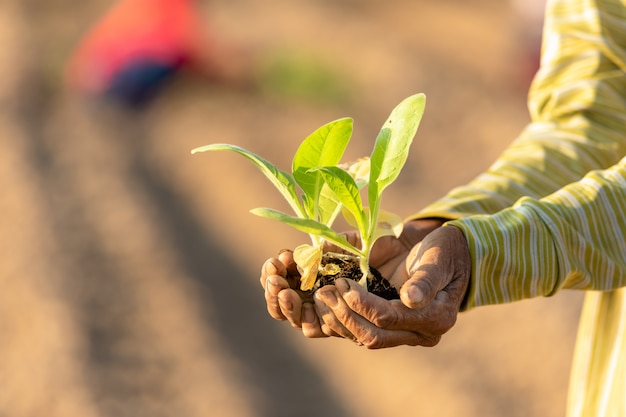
[334,278,399,326]
[357,328,438,349]
[401,270,440,310]
[335,278,454,339]
[398,285,460,337]
[265,274,290,320]
[278,249,298,276]
[301,302,328,339]
[315,283,433,347]
[277,250,301,289]
[402,245,449,309]
[402,226,470,310]
[278,289,303,328]
[325,280,434,348]
[331,304,426,348]
[336,278,420,332]
[260,257,287,289]
[313,286,357,340]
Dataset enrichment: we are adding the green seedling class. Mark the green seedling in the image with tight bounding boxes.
[192,93,426,292]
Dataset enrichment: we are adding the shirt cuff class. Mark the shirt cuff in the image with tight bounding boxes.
[448,197,561,310]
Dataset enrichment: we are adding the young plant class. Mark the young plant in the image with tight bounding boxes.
[191,93,426,293]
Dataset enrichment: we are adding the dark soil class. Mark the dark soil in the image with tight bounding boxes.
[310,253,399,300]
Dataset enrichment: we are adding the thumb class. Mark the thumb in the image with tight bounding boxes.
[400,268,441,309]
[399,228,453,309]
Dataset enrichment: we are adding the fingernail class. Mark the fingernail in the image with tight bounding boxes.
[335,278,350,294]
[266,277,279,292]
[405,283,425,307]
[316,288,338,307]
[264,260,277,275]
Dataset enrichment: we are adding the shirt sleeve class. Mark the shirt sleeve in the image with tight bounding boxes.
[449,158,626,309]
[413,0,626,221]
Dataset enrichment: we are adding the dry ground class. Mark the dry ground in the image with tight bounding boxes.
[1,0,582,416]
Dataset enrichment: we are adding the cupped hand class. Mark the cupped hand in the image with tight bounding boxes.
[314,225,471,348]
[260,249,325,337]
[259,218,445,338]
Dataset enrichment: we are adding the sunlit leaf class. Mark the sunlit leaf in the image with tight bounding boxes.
[317,158,369,227]
[250,207,361,256]
[369,94,425,193]
[317,183,342,227]
[368,94,425,233]
[292,118,353,220]
[313,166,366,233]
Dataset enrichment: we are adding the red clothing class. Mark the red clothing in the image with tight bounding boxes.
[67,0,206,94]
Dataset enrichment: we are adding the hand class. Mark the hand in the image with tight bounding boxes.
[259,218,445,337]
[314,225,471,348]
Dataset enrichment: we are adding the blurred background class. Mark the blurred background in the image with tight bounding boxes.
[1,0,582,416]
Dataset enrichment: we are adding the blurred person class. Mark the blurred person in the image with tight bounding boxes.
[260,0,626,416]
[65,0,252,107]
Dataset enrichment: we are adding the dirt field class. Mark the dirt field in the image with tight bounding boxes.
[1,0,583,416]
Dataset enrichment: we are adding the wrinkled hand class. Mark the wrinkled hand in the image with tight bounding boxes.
[314,225,471,348]
[259,218,446,338]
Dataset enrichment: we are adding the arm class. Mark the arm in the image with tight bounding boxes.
[451,157,626,309]
[421,0,626,308]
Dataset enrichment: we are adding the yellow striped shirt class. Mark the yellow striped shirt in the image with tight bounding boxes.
[414,0,626,415]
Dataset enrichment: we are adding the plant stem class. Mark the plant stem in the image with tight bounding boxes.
[358,240,371,287]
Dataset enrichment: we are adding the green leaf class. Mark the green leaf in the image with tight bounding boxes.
[250,207,361,255]
[317,183,343,227]
[191,143,305,217]
[292,118,353,220]
[369,94,425,198]
[368,94,426,233]
[316,158,370,227]
[313,166,367,234]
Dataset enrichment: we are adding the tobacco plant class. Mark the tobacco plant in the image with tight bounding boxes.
[192,93,426,291]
